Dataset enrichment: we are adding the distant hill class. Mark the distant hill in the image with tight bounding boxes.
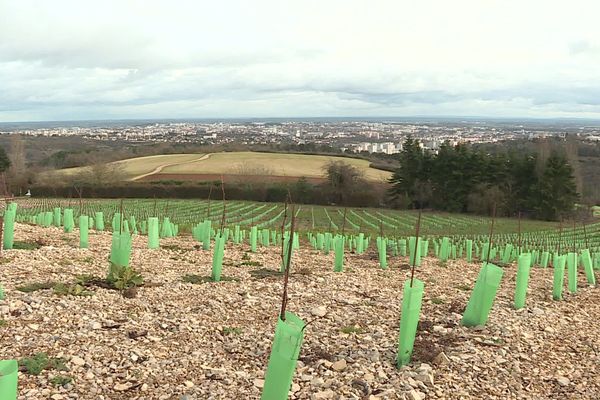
[49,151,393,183]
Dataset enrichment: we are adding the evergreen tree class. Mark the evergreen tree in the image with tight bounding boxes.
[0,146,11,172]
[389,136,429,207]
[534,153,579,220]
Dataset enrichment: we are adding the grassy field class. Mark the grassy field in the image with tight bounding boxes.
[50,152,392,182]
[159,152,391,182]
[52,153,207,180]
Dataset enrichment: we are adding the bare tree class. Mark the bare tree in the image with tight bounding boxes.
[8,135,27,195]
[564,134,583,196]
[322,160,366,204]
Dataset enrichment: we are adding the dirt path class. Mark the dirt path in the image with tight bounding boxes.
[130,153,211,181]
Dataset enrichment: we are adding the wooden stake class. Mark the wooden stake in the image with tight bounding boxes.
[409,209,422,288]
[485,203,497,265]
[219,176,226,235]
[279,200,296,321]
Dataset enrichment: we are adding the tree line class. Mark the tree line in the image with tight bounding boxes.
[389,137,579,220]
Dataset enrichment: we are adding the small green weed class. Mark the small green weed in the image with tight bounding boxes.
[57,259,72,267]
[340,325,364,334]
[19,353,67,376]
[182,274,239,284]
[456,284,472,291]
[0,319,7,327]
[50,375,73,387]
[162,244,186,252]
[431,297,445,305]
[222,327,243,335]
[16,282,55,293]
[241,260,262,267]
[12,241,41,250]
[75,274,96,286]
[53,283,94,297]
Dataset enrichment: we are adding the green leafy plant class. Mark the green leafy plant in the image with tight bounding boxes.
[0,319,7,327]
[53,283,93,297]
[75,274,96,286]
[107,264,144,290]
[431,297,445,304]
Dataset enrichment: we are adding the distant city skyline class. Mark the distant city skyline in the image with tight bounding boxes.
[2,1,600,122]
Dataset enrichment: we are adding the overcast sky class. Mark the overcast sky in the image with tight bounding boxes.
[1,0,600,122]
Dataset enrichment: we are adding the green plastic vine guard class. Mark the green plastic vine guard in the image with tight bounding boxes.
[514,253,532,309]
[110,232,132,267]
[63,209,74,233]
[79,215,89,249]
[421,240,429,257]
[502,244,513,263]
[261,312,305,400]
[377,237,387,269]
[202,220,212,250]
[356,233,364,254]
[147,217,159,249]
[399,239,407,256]
[2,207,15,250]
[540,252,550,268]
[281,233,293,272]
[567,252,578,294]
[211,235,225,282]
[552,254,566,300]
[95,212,104,231]
[250,226,258,253]
[0,359,18,399]
[466,240,473,262]
[333,235,345,272]
[580,249,596,285]
[53,207,61,227]
[461,263,504,327]
[408,236,421,267]
[396,279,424,367]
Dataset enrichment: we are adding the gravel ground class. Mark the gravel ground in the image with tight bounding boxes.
[0,223,599,400]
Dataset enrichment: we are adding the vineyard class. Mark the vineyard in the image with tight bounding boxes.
[0,198,599,399]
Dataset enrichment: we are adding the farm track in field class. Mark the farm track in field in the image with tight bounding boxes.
[130,153,211,181]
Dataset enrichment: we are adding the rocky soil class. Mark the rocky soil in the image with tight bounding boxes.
[0,223,599,400]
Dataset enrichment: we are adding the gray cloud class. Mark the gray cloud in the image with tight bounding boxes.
[2,0,600,121]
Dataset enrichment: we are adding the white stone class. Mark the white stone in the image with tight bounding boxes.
[71,356,85,366]
[331,359,347,371]
[311,306,327,317]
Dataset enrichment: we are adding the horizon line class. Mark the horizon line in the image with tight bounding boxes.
[3,114,600,125]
